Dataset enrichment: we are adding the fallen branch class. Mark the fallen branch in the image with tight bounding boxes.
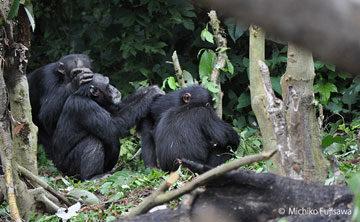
[127,172,179,217]
[16,163,72,207]
[118,166,352,222]
[125,149,277,218]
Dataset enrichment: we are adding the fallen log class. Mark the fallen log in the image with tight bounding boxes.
[117,170,353,222]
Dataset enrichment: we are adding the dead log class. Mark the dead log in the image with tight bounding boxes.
[117,170,353,222]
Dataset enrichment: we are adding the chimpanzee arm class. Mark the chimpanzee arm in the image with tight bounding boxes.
[68,96,119,145]
[200,107,240,150]
[113,86,164,135]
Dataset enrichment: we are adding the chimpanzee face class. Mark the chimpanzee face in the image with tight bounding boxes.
[89,74,121,107]
[56,54,94,80]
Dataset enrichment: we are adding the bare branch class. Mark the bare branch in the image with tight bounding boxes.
[172,51,187,88]
[208,10,228,118]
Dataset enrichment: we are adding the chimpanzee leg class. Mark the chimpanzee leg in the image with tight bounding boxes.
[79,137,105,180]
[62,137,105,180]
[137,117,157,168]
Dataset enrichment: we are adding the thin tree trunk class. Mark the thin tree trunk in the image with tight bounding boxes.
[280,43,329,182]
[249,25,284,175]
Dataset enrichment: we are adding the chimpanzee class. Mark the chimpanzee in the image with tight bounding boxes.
[52,74,164,180]
[27,54,94,157]
[138,85,240,172]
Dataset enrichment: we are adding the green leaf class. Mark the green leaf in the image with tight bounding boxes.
[68,189,101,205]
[237,91,251,109]
[338,72,352,80]
[183,18,194,31]
[204,82,220,93]
[270,77,282,95]
[242,57,249,68]
[108,192,123,202]
[106,216,117,222]
[226,58,234,75]
[324,143,343,155]
[200,29,214,44]
[347,173,360,194]
[217,47,230,53]
[223,18,246,42]
[314,81,337,104]
[199,50,216,79]
[325,63,336,72]
[343,86,360,110]
[7,0,20,19]
[168,76,177,90]
[182,70,194,85]
[322,135,346,148]
[314,61,324,71]
[324,102,343,114]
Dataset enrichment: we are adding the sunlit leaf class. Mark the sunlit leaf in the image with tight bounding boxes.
[199,50,216,79]
[182,70,194,86]
[226,58,234,75]
[24,4,35,31]
[204,82,220,93]
[200,29,214,44]
[68,189,101,205]
[168,76,177,90]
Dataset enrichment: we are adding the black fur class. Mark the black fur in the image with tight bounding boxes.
[139,86,240,171]
[53,74,163,180]
[27,54,94,157]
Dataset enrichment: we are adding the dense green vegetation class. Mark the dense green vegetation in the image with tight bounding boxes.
[1,0,360,221]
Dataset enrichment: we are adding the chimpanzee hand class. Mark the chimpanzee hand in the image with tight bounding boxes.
[68,67,94,90]
[138,85,165,98]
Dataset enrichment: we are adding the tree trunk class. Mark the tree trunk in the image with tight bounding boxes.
[249,28,329,182]
[1,1,42,219]
[249,25,284,175]
[280,43,329,182]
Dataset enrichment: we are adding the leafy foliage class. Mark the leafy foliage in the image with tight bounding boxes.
[30,0,198,94]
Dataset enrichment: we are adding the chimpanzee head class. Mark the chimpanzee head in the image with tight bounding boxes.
[89,74,122,107]
[180,86,216,107]
[56,54,94,81]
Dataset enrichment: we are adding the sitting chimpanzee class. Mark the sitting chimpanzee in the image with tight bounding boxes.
[52,74,164,180]
[27,54,94,157]
[138,85,240,172]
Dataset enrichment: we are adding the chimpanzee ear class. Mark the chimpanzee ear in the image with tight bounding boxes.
[90,85,100,97]
[183,92,191,103]
[57,62,66,75]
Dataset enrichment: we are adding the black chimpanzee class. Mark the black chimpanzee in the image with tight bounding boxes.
[138,85,240,172]
[27,54,94,157]
[52,74,164,180]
